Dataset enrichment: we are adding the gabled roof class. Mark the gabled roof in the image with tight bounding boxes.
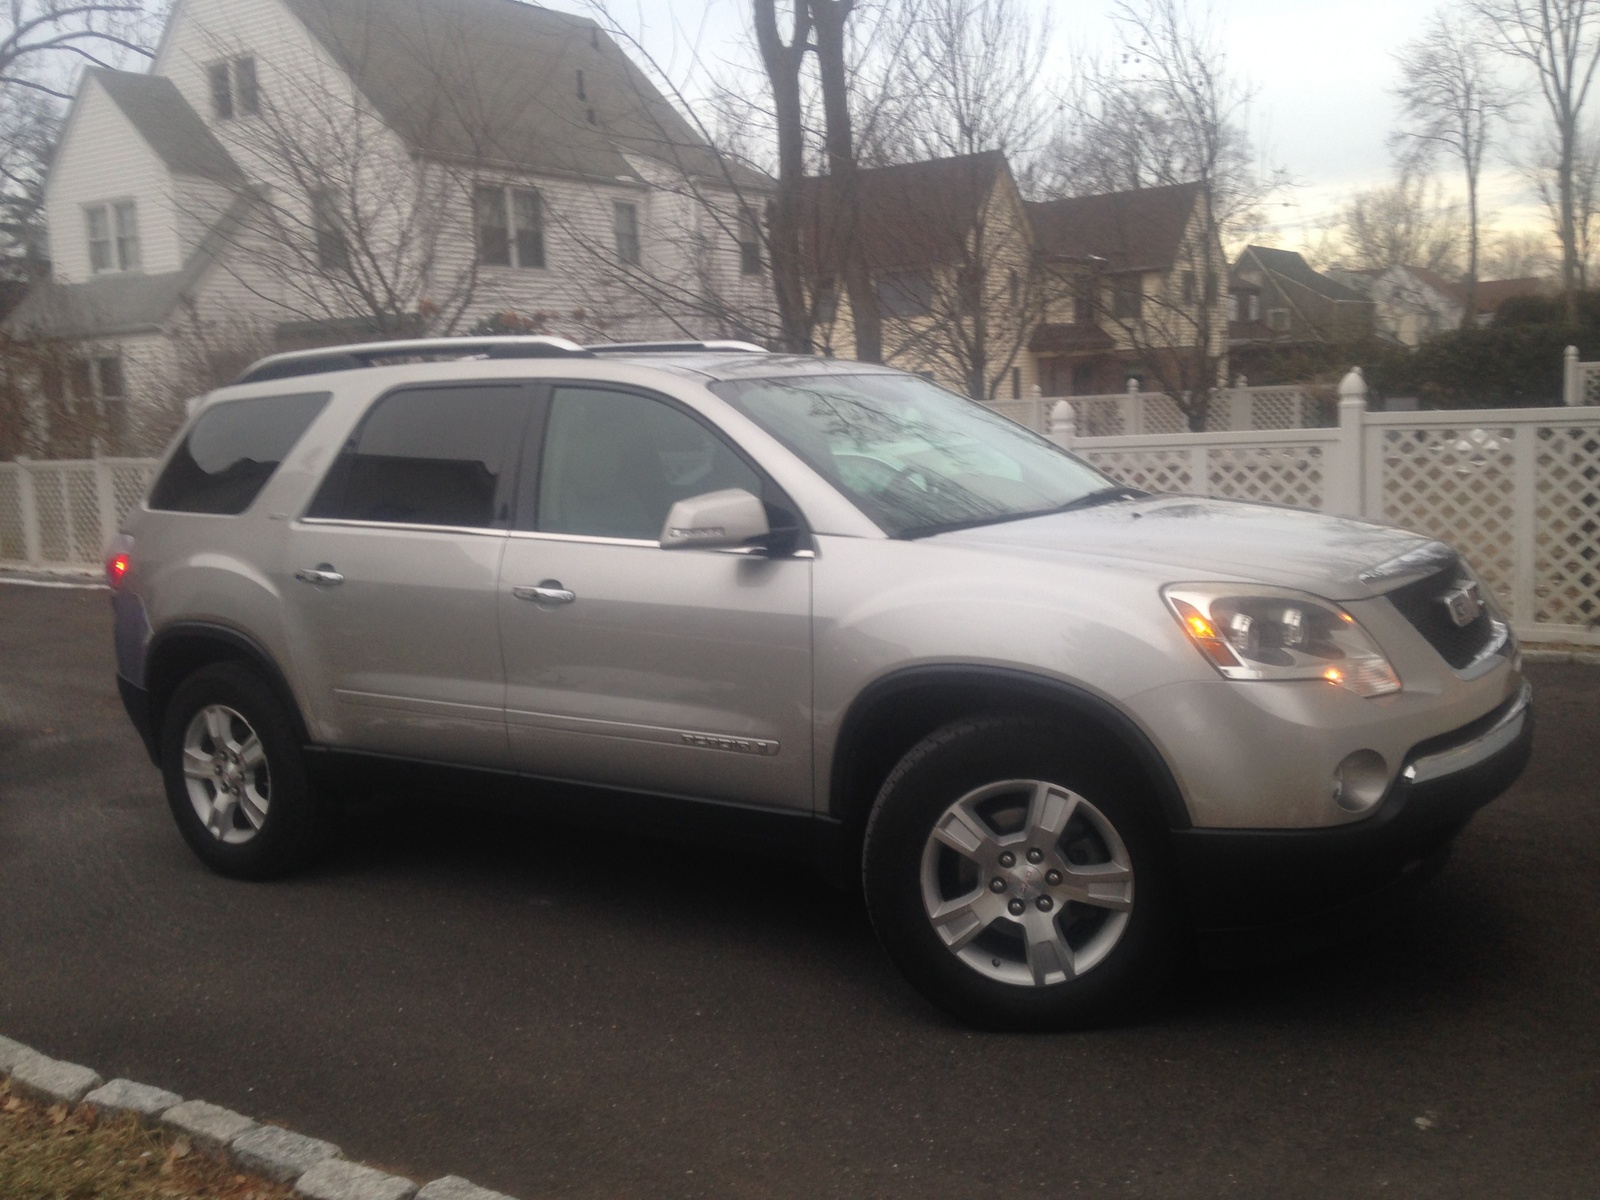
[87,68,245,185]
[279,0,761,187]
[4,197,253,339]
[1235,245,1367,304]
[801,151,1009,276]
[1025,182,1202,272]
[1406,265,1467,306]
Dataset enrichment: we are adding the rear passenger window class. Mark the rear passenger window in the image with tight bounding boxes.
[149,392,330,515]
[307,385,530,529]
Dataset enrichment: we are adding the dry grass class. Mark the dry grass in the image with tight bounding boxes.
[0,1079,295,1200]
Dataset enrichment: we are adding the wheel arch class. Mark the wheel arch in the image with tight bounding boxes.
[145,623,310,757]
[828,666,1192,869]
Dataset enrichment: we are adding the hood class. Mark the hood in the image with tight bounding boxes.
[935,496,1444,601]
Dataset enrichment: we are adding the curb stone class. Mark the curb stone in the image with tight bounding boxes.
[0,1031,526,1199]
[161,1098,257,1152]
[9,1055,102,1105]
[296,1157,418,1200]
[233,1124,343,1183]
[417,1176,520,1200]
[84,1078,184,1119]
[1523,648,1600,665]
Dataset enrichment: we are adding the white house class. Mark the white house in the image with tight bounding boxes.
[1326,264,1465,347]
[4,0,773,451]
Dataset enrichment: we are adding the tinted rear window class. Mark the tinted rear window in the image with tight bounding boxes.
[307,385,531,528]
[149,392,330,515]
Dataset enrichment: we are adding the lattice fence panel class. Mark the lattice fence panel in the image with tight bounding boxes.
[1246,388,1304,430]
[1142,395,1189,434]
[1078,448,1194,495]
[1581,363,1600,406]
[29,467,72,563]
[110,463,155,523]
[1207,445,1325,509]
[1378,425,1519,618]
[1535,425,1600,629]
[65,465,99,563]
[0,468,23,562]
[1073,396,1126,437]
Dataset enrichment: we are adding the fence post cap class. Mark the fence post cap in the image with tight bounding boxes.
[1338,367,1367,403]
[1566,344,1579,358]
[1028,383,1043,399]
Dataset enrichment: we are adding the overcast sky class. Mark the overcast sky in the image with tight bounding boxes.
[565,0,1550,256]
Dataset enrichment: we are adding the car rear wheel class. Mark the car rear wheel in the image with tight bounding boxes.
[159,661,329,879]
[862,714,1179,1029]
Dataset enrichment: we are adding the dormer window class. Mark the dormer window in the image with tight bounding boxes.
[85,201,139,273]
[209,56,260,119]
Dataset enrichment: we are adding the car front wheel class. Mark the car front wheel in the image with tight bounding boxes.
[862,715,1179,1029]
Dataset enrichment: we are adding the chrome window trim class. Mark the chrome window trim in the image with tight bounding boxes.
[506,529,659,548]
[296,517,509,537]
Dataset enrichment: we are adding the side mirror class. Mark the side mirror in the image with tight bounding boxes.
[659,488,770,550]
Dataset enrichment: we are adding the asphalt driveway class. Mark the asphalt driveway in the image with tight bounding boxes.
[1,583,1596,1198]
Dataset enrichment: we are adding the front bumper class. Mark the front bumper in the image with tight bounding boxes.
[1169,684,1532,931]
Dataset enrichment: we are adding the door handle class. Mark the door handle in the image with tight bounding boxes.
[295,564,344,587]
[513,581,575,605]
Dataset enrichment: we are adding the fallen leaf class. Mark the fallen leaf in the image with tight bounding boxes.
[168,1135,191,1159]
[47,1104,68,1125]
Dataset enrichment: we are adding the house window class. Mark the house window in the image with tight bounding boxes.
[1235,292,1260,322]
[614,201,641,265]
[474,185,510,265]
[513,189,545,268]
[1266,308,1290,333]
[1072,287,1095,325]
[1009,268,1020,308]
[1205,271,1218,304]
[878,269,932,318]
[1182,271,1197,304]
[86,206,112,272]
[208,57,259,119]
[814,282,838,325]
[85,202,138,272]
[1011,366,1021,399]
[310,189,348,272]
[209,62,233,119]
[737,210,761,275]
[1112,278,1142,319]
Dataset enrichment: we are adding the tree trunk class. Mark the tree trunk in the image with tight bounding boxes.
[811,0,882,363]
[752,0,813,354]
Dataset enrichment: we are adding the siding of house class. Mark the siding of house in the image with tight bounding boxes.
[46,79,181,282]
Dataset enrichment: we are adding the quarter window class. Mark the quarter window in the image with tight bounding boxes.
[149,392,331,515]
[309,386,530,529]
[537,388,761,541]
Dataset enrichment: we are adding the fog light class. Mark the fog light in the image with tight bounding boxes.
[1333,750,1388,813]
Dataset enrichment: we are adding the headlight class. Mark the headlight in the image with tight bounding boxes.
[1163,584,1401,697]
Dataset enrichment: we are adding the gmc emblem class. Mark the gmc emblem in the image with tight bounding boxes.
[1439,579,1485,628]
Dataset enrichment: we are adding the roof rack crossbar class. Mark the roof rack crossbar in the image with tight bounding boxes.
[235,336,593,384]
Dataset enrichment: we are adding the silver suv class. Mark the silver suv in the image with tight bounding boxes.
[108,338,1532,1029]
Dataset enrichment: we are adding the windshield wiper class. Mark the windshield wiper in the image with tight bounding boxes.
[1050,485,1148,513]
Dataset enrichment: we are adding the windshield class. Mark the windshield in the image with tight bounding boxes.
[710,372,1117,537]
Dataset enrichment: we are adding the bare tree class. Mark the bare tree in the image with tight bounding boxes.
[1339,170,1466,274]
[1482,225,1559,276]
[1,0,156,99]
[1472,0,1600,316]
[1517,120,1600,285]
[752,0,812,351]
[0,87,56,279]
[1391,9,1510,316]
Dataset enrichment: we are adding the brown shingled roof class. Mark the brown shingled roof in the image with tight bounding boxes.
[1025,182,1201,272]
[801,151,1007,277]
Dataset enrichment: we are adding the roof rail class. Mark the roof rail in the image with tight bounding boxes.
[234,336,592,384]
[586,340,769,354]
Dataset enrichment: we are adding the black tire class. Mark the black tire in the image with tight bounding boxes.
[862,714,1179,1030]
[159,661,329,880]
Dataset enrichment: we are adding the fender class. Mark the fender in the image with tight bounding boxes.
[829,663,1192,832]
[143,621,312,751]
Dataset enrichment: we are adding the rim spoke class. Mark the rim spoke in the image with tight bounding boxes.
[203,707,233,751]
[206,789,237,838]
[1022,909,1074,985]
[928,890,996,951]
[931,801,998,859]
[237,785,268,830]
[182,747,214,781]
[1027,782,1077,842]
[237,735,266,770]
[1057,861,1133,911]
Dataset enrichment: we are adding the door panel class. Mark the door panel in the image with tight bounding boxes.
[498,537,811,808]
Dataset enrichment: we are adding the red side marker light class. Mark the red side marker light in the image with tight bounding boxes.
[107,552,130,588]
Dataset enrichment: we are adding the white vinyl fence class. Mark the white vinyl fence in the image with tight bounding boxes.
[0,458,158,570]
[986,383,1329,438]
[1034,371,1600,645]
